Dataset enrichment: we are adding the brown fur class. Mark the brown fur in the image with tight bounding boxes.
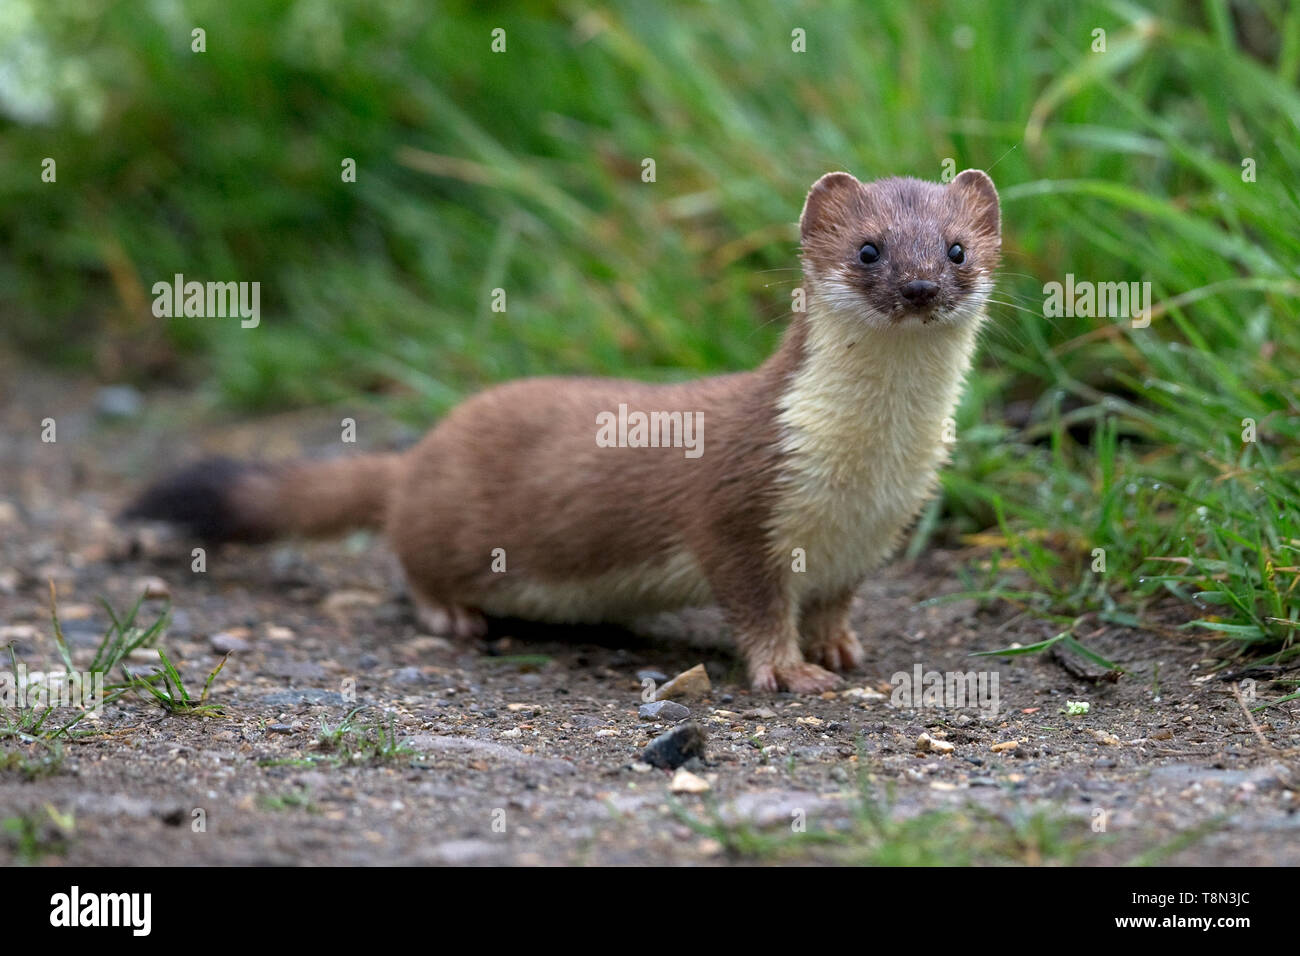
[129,170,1000,693]
[236,455,403,538]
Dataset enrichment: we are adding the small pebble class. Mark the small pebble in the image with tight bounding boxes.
[0,625,40,643]
[210,632,250,654]
[135,576,170,600]
[670,769,710,794]
[407,636,454,653]
[639,700,690,722]
[95,384,144,419]
[653,663,711,701]
[917,733,954,754]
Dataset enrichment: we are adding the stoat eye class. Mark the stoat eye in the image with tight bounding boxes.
[947,242,965,264]
[858,242,880,265]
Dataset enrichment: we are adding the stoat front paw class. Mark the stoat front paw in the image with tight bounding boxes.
[805,625,865,673]
[750,661,843,694]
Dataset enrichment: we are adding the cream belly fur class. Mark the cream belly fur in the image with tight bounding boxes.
[768,299,983,602]
[474,546,712,624]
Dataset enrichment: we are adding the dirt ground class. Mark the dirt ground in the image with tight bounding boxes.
[1,363,1297,866]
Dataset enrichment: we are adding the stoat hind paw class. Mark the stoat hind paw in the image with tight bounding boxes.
[415,600,487,640]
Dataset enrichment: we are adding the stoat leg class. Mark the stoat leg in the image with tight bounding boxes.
[799,590,865,673]
[411,591,487,640]
[718,592,842,694]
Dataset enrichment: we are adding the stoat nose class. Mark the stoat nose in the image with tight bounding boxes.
[900,279,939,306]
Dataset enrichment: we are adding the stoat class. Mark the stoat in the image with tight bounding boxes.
[128,169,1001,693]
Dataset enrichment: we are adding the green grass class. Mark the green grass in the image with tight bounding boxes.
[49,585,227,718]
[0,743,66,781]
[1,590,214,781]
[58,586,227,717]
[1,806,75,864]
[2,1,1298,688]
[50,585,169,682]
[317,706,416,764]
[130,648,228,716]
[0,590,155,771]
[670,768,1224,865]
[0,646,91,749]
[259,789,320,813]
[671,777,1098,866]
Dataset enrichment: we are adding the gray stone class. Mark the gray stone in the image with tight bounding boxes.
[95,384,144,419]
[639,700,690,722]
[641,722,707,770]
[210,632,250,654]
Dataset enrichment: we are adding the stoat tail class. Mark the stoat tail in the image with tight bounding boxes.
[124,453,404,542]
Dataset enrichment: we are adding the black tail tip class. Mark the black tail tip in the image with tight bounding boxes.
[122,456,270,542]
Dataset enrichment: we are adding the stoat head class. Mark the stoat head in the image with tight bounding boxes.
[798,169,1000,330]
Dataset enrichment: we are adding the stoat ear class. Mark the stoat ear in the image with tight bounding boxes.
[950,169,1000,238]
[800,172,864,241]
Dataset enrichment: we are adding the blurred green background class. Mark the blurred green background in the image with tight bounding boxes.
[1,0,1297,661]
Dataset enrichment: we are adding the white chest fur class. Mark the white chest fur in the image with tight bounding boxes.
[766,308,981,602]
